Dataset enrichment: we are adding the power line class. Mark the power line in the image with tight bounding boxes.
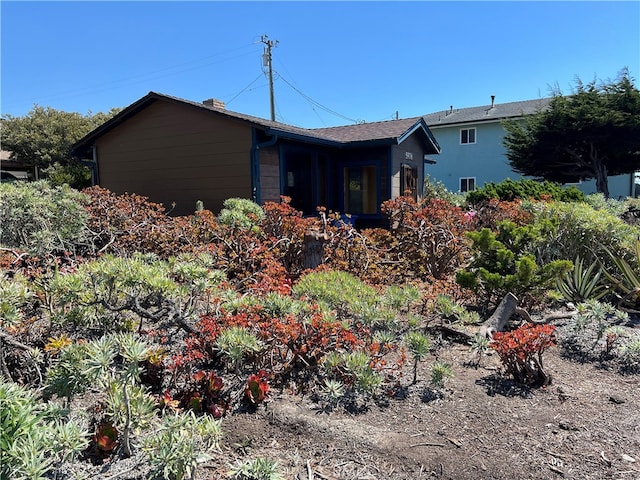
[226,73,266,106]
[4,43,261,112]
[276,73,360,124]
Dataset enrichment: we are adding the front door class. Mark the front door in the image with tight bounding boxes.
[281,149,329,215]
[342,164,378,215]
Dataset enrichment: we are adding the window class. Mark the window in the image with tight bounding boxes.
[344,165,377,214]
[460,128,476,144]
[401,164,418,200]
[460,177,476,192]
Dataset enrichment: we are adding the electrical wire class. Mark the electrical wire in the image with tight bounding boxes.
[226,73,267,106]
[4,44,261,111]
[275,71,360,124]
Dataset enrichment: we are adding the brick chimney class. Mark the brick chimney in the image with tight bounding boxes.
[203,98,225,109]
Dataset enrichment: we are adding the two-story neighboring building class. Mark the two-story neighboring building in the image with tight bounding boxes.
[422,97,638,199]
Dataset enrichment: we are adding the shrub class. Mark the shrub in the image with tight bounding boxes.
[561,300,629,358]
[46,253,224,334]
[1,379,88,480]
[619,335,640,374]
[228,457,284,480]
[0,273,35,328]
[433,294,481,325]
[42,161,92,189]
[470,198,535,231]
[423,174,464,206]
[378,196,472,280]
[143,411,223,480]
[491,323,556,386]
[218,198,265,230]
[583,193,628,218]
[404,331,431,384]
[321,349,383,398]
[466,178,584,204]
[46,333,158,457]
[260,196,317,280]
[292,270,379,320]
[532,201,638,270]
[455,222,572,308]
[181,292,366,400]
[0,180,89,255]
[216,326,263,372]
[82,186,179,257]
[430,361,453,389]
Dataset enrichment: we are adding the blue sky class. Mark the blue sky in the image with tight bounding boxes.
[1,1,639,128]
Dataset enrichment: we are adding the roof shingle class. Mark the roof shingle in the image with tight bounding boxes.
[421,98,552,127]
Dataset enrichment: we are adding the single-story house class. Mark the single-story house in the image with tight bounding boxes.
[73,92,440,226]
[421,97,638,199]
[0,150,35,182]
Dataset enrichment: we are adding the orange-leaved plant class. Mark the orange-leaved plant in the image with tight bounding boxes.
[245,370,270,405]
[491,323,556,387]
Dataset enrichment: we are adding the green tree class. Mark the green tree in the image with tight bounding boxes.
[503,69,640,197]
[1,105,119,188]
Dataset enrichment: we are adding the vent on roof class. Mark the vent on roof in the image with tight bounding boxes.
[203,98,225,109]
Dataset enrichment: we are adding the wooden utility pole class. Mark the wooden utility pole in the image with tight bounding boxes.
[260,34,278,121]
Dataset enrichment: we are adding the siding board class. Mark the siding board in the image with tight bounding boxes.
[97,101,253,215]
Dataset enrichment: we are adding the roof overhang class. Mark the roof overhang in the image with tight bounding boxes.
[72,91,441,157]
[397,118,441,154]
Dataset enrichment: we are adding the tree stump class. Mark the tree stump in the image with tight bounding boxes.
[480,292,524,338]
[303,229,328,270]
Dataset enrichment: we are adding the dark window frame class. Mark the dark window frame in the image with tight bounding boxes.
[460,177,476,192]
[460,128,476,145]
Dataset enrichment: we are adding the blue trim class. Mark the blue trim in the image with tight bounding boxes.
[397,118,441,153]
[387,148,393,200]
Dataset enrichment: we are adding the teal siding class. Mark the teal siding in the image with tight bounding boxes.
[425,121,514,193]
[425,120,635,199]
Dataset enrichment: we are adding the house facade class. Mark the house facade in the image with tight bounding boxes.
[72,92,440,225]
[421,98,638,199]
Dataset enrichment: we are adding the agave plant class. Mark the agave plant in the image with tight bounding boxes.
[602,240,640,308]
[556,256,608,302]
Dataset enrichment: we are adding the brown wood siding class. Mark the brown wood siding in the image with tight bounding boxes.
[259,146,281,205]
[96,101,253,215]
[391,136,424,200]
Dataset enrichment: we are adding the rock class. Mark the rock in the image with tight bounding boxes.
[609,395,626,404]
[622,454,636,463]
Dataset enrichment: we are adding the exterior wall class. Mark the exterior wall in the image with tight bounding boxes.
[425,120,636,199]
[96,101,253,215]
[258,145,281,205]
[573,174,634,199]
[391,135,425,200]
[425,121,512,193]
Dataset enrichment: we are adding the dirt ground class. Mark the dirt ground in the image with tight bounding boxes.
[207,340,640,480]
[38,320,640,480]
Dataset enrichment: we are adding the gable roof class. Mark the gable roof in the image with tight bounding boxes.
[73,91,440,156]
[421,98,552,127]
